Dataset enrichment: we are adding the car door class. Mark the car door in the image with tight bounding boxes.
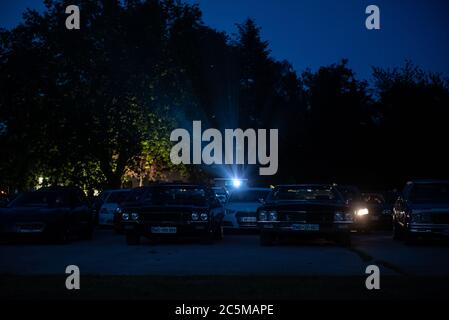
[69,189,90,234]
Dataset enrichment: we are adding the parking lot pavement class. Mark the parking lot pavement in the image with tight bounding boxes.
[352,232,449,276]
[0,230,448,277]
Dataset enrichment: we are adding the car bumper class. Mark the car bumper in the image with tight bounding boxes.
[223,214,258,229]
[258,222,352,235]
[0,221,63,238]
[122,221,212,237]
[408,223,449,236]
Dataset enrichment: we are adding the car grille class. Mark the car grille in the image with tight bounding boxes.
[281,211,334,223]
[235,211,257,218]
[432,213,449,224]
[141,212,186,223]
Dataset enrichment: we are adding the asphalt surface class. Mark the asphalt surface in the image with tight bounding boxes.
[1,230,448,277]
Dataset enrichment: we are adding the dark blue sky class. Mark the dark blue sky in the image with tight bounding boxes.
[1,0,448,79]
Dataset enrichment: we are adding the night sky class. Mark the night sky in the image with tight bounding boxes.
[1,0,448,79]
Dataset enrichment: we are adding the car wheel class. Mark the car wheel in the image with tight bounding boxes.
[336,234,351,247]
[126,232,140,245]
[260,231,274,246]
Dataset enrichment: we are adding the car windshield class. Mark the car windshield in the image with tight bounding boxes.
[409,183,449,203]
[337,186,362,202]
[105,191,130,204]
[228,190,270,203]
[8,191,68,208]
[271,186,341,202]
[137,187,209,206]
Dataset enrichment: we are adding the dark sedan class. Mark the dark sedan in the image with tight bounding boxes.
[393,180,449,243]
[120,184,225,245]
[257,184,353,246]
[0,186,93,243]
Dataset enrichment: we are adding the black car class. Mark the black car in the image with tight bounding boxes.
[335,185,371,231]
[0,186,93,243]
[257,184,353,246]
[120,184,225,245]
[393,180,449,243]
[361,192,393,229]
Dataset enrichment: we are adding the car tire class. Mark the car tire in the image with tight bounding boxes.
[126,232,140,245]
[336,234,351,247]
[260,232,274,246]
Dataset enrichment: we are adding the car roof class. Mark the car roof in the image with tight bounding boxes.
[103,189,131,192]
[230,187,271,191]
[407,180,449,185]
[275,184,335,188]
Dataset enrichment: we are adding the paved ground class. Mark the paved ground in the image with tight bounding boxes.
[1,230,448,277]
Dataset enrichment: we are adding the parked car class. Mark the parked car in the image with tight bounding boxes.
[0,186,93,243]
[120,184,225,245]
[393,180,449,243]
[257,184,353,246]
[224,188,271,230]
[97,189,131,227]
[91,190,113,225]
[335,185,370,231]
[361,192,393,229]
[211,186,229,204]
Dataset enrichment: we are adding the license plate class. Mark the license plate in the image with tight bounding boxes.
[151,226,177,234]
[18,228,42,233]
[292,224,319,231]
[241,217,257,223]
[371,216,380,221]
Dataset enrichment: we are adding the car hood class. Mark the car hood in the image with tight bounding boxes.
[225,202,261,212]
[408,202,449,211]
[122,204,210,213]
[261,201,347,212]
[0,207,66,222]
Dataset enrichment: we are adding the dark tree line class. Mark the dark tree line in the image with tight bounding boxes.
[1,0,448,192]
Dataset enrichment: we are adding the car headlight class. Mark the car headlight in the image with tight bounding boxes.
[200,213,208,221]
[334,211,353,222]
[259,211,268,221]
[356,208,369,216]
[191,213,199,221]
[268,211,278,221]
[131,213,139,221]
[122,213,130,221]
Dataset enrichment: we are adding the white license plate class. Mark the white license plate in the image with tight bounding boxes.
[151,226,177,234]
[241,217,257,223]
[292,224,320,231]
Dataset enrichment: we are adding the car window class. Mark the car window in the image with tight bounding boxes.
[8,191,69,208]
[271,186,342,202]
[228,190,270,203]
[409,183,449,203]
[106,191,130,204]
